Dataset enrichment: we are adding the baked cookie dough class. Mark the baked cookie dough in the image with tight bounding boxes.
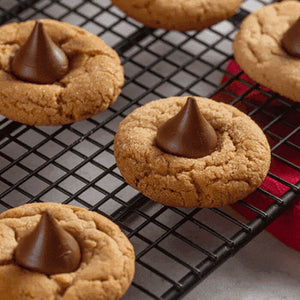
[0,19,124,125]
[114,97,271,208]
[233,1,300,102]
[112,0,242,31]
[0,203,135,300]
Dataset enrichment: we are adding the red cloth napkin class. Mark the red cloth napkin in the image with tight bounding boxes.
[213,60,300,251]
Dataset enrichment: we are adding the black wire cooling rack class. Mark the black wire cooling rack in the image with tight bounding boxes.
[0,0,299,299]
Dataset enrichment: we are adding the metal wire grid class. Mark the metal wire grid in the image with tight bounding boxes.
[0,0,299,299]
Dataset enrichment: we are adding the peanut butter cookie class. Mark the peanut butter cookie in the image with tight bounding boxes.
[114,97,271,208]
[0,19,124,125]
[233,1,300,102]
[112,0,242,31]
[0,203,135,300]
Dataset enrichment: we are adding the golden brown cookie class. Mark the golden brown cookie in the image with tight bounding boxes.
[233,2,300,102]
[0,203,135,300]
[0,19,124,125]
[112,0,242,31]
[114,96,271,208]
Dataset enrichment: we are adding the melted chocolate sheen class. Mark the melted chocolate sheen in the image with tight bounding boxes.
[282,17,300,58]
[15,211,81,275]
[156,97,217,158]
[11,21,69,84]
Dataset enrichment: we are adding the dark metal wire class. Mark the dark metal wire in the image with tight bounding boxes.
[0,1,299,299]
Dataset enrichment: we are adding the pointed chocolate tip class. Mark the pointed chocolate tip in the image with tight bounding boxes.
[156,97,218,158]
[41,210,53,226]
[187,96,196,102]
[186,96,195,105]
[35,20,43,30]
[15,210,81,275]
[11,20,69,84]
[282,17,300,58]
[186,96,198,110]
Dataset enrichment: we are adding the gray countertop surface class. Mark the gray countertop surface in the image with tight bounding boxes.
[184,208,300,300]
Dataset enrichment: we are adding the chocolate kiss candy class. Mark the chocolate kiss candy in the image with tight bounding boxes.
[11,21,69,84]
[282,17,300,58]
[15,211,81,275]
[156,97,218,158]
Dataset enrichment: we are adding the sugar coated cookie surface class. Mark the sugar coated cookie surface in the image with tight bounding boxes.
[0,203,135,300]
[114,97,271,208]
[112,0,242,31]
[0,19,124,125]
[233,2,300,102]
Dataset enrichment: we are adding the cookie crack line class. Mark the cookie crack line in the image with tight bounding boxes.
[84,55,122,84]
[0,260,14,266]
[57,276,123,299]
[252,14,284,53]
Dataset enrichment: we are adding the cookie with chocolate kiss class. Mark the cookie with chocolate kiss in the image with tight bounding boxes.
[11,21,69,84]
[0,203,135,300]
[15,211,81,275]
[114,96,271,208]
[0,19,124,125]
[233,1,300,102]
[156,97,218,158]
